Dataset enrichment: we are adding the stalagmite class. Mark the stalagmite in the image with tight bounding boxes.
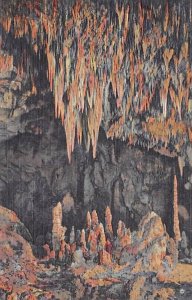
[49,250,56,261]
[52,202,62,227]
[52,202,66,253]
[58,250,63,262]
[70,226,75,244]
[173,175,181,242]
[99,223,106,248]
[117,220,126,240]
[168,237,178,267]
[121,228,132,248]
[86,211,92,230]
[60,240,66,256]
[105,206,113,236]
[80,229,86,249]
[43,244,50,260]
[88,230,97,256]
[91,210,99,228]
[98,223,112,265]
[117,220,132,248]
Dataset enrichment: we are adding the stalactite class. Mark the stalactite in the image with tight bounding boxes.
[29,19,38,40]
[138,1,144,35]
[160,75,171,118]
[178,156,185,177]
[173,175,181,243]
[1,17,11,33]
[64,99,76,162]
[163,48,174,73]
[116,3,125,31]
[47,49,56,92]
[177,82,184,121]
[164,1,169,32]
[54,58,65,121]
[13,16,28,38]
[123,5,130,41]
[0,54,13,73]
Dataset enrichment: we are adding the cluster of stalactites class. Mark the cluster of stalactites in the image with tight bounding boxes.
[1,0,192,160]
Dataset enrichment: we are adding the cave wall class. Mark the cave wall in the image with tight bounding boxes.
[0,113,175,243]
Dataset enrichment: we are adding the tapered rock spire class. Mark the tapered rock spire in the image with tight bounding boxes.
[52,202,66,252]
[173,175,181,242]
[86,211,92,230]
[91,210,99,228]
[105,206,113,236]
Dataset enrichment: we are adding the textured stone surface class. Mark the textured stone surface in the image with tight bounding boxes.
[0,206,37,294]
[0,60,175,238]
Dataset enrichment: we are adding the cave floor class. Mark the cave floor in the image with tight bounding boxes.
[28,262,192,300]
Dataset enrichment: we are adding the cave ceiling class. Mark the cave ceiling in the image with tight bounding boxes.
[0,0,192,162]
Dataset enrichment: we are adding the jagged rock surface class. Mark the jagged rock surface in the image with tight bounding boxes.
[0,205,37,295]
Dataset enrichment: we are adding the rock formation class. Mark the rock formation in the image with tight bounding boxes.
[0,206,37,296]
[173,175,181,243]
[91,210,99,228]
[86,211,92,230]
[105,206,113,237]
[52,202,67,255]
